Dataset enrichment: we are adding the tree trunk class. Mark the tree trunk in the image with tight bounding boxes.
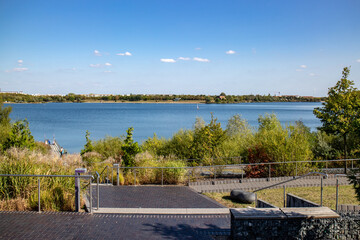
[344,133,347,174]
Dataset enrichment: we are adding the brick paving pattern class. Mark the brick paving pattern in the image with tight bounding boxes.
[92,185,225,208]
[189,175,350,193]
[0,211,230,240]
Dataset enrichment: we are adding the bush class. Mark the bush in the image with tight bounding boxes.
[254,114,313,176]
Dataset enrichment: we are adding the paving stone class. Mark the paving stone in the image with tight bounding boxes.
[0,211,230,240]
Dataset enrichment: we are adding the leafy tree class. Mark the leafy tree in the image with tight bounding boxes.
[191,114,226,163]
[313,67,360,173]
[3,120,35,150]
[121,127,141,167]
[348,169,360,201]
[81,130,94,155]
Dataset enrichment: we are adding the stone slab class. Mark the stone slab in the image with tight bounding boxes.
[94,208,230,214]
[281,207,340,219]
[230,208,286,220]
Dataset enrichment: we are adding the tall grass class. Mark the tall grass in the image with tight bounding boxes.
[0,148,84,211]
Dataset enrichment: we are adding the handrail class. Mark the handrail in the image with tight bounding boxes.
[0,174,93,178]
[111,158,360,169]
[0,173,93,213]
[95,171,100,210]
[253,172,328,193]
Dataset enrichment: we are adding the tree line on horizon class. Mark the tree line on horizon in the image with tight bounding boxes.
[0,92,325,104]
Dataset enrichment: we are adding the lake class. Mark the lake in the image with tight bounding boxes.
[5,102,322,153]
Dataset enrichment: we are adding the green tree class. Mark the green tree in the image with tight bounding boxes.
[121,127,141,167]
[81,130,94,155]
[191,114,226,163]
[313,67,360,173]
[3,120,35,150]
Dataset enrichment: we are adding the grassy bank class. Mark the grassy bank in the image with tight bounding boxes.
[204,185,360,209]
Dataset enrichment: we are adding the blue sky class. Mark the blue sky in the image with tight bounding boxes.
[0,0,359,97]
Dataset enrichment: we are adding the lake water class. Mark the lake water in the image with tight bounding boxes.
[5,102,322,153]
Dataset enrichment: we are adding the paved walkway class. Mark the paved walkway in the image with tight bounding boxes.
[189,175,350,193]
[0,175,352,239]
[90,185,227,214]
[0,211,230,240]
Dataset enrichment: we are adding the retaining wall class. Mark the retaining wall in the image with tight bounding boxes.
[231,207,359,240]
[286,193,320,207]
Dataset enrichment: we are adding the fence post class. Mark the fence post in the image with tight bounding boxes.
[295,162,298,177]
[188,168,191,186]
[214,166,216,180]
[75,168,87,212]
[320,177,323,206]
[161,168,164,186]
[134,169,136,186]
[38,178,41,213]
[107,166,109,185]
[114,164,119,186]
[89,178,92,213]
[283,185,286,207]
[97,174,100,210]
[336,178,339,211]
[255,193,257,207]
[268,164,271,181]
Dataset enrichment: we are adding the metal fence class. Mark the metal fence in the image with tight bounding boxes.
[0,173,93,213]
[92,158,360,186]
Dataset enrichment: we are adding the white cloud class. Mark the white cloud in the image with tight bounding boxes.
[94,50,101,56]
[357,59,360,63]
[160,58,176,63]
[117,51,132,56]
[300,65,307,68]
[309,73,317,76]
[89,64,101,68]
[195,47,201,50]
[178,57,190,61]
[193,57,210,62]
[226,50,236,55]
[6,67,29,72]
[104,70,112,73]
[105,62,112,66]
[295,69,303,72]
[17,59,23,65]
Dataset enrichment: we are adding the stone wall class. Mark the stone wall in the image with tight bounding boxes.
[230,207,360,240]
[286,193,320,207]
[256,199,277,208]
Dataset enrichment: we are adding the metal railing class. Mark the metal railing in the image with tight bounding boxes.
[0,173,93,213]
[253,172,328,207]
[107,158,359,186]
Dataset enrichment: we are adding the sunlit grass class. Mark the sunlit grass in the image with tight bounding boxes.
[204,185,360,210]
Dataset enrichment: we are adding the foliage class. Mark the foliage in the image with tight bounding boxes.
[190,114,226,162]
[348,169,360,201]
[2,120,35,151]
[219,115,254,161]
[314,67,360,160]
[0,102,12,150]
[0,148,81,211]
[92,135,124,161]
[244,145,274,178]
[133,154,187,184]
[121,127,141,167]
[254,114,313,176]
[80,130,94,155]
[0,92,325,104]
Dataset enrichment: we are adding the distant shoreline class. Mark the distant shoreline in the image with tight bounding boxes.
[4,100,322,104]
